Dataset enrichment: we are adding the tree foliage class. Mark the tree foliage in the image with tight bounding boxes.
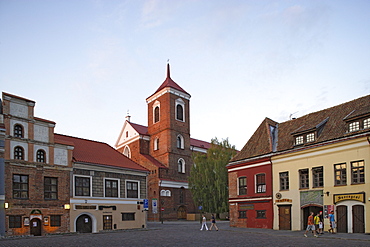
[189,137,237,215]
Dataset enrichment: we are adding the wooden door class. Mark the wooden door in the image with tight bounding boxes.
[278,205,291,230]
[30,218,41,236]
[352,205,364,233]
[337,205,348,233]
[103,215,112,230]
[76,214,92,233]
[177,206,187,219]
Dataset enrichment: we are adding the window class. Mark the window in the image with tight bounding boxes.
[9,216,22,228]
[349,121,360,132]
[364,118,370,129]
[178,159,185,173]
[160,190,171,197]
[105,179,119,197]
[176,104,184,121]
[14,124,23,138]
[126,181,139,198]
[103,215,112,230]
[295,136,303,145]
[123,146,130,158]
[239,211,247,219]
[256,174,266,193]
[351,160,365,184]
[122,213,135,221]
[50,215,61,227]
[256,210,266,219]
[13,174,28,199]
[154,106,160,123]
[299,169,309,189]
[75,176,91,196]
[154,138,159,150]
[279,172,289,190]
[334,163,347,186]
[44,177,58,200]
[177,135,184,149]
[238,177,247,195]
[37,149,46,163]
[306,133,315,142]
[14,146,24,160]
[312,166,324,187]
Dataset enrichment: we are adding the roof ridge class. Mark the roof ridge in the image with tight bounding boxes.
[55,133,109,145]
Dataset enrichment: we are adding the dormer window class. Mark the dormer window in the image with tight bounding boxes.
[306,133,315,142]
[295,136,303,145]
[349,121,360,132]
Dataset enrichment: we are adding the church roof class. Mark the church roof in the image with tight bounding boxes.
[55,134,148,172]
[147,64,189,99]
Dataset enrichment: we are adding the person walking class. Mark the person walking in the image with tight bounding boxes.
[304,212,318,237]
[318,211,324,235]
[314,212,320,235]
[209,214,219,231]
[328,211,336,234]
[200,214,208,231]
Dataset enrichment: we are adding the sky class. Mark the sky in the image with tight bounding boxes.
[1,0,369,150]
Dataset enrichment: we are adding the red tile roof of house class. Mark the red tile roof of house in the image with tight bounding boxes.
[54,134,148,172]
[231,94,370,163]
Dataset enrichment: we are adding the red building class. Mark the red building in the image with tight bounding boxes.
[227,118,276,228]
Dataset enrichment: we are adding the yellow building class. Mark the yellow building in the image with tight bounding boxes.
[271,95,369,233]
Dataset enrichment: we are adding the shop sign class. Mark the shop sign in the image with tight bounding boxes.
[275,199,292,203]
[334,192,365,204]
[239,204,254,210]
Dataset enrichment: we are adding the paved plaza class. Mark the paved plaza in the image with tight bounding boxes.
[1,221,369,247]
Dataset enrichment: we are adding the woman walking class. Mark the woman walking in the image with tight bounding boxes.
[209,214,219,231]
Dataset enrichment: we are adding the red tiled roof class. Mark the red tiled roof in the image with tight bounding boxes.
[231,94,370,163]
[34,117,56,124]
[54,134,148,172]
[141,154,168,169]
[190,138,211,149]
[129,122,148,135]
[147,64,189,99]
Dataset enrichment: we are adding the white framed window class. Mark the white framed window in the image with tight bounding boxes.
[160,190,171,197]
[123,146,131,158]
[306,133,315,142]
[178,158,185,173]
[295,136,303,145]
[154,137,159,151]
[126,180,140,198]
[364,118,370,129]
[104,178,120,198]
[175,98,185,122]
[153,100,160,123]
[349,121,360,132]
[74,175,92,197]
[177,134,184,149]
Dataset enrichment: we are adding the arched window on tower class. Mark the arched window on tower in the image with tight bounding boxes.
[175,98,185,122]
[154,137,159,151]
[123,146,131,158]
[178,158,185,174]
[14,124,24,138]
[177,134,184,149]
[153,100,160,123]
[36,149,46,163]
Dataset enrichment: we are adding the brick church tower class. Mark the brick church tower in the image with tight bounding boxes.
[115,64,210,221]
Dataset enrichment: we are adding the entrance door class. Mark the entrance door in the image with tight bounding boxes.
[337,205,348,233]
[177,206,187,219]
[352,205,364,233]
[30,218,41,236]
[278,205,291,230]
[76,214,92,233]
[103,215,112,230]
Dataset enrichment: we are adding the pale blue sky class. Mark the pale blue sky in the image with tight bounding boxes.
[1,0,369,149]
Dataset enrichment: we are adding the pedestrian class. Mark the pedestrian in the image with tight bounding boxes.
[200,214,208,231]
[314,212,320,235]
[304,212,318,237]
[328,211,336,234]
[209,214,219,231]
[318,211,324,235]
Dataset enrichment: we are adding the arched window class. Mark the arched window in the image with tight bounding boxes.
[175,98,185,121]
[123,146,131,158]
[160,190,166,196]
[165,190,171,197]
[154,106,160,123]
[154,137,159,151]
[177,134,184,149]
[36,149,46,163]
[14,124,24,138]
[178,158,185,173]
[14,146,24,160]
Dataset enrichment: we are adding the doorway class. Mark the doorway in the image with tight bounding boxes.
[278,205,291,230]
[352,205,364,233]
[302,206,322,230]
[337,205,348,233]
[76,214,92,233]
[177,206,187,219]
[30,218,42,236]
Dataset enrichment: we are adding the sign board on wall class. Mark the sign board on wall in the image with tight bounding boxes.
[152,198,158,214]
[334,192,365,204]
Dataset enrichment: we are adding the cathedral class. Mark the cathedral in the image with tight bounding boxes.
[115,64,210,221]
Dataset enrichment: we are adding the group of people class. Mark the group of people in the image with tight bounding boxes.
[200,214,219,231]
[304,211,336,237]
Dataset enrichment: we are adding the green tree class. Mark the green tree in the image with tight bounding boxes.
[189,137,237,217]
